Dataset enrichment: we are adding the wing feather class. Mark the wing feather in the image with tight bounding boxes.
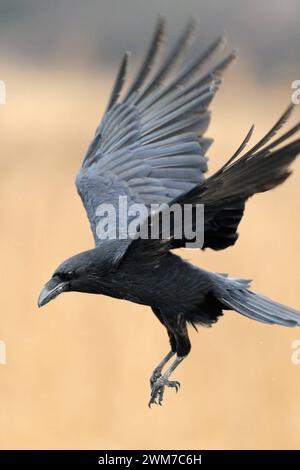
[76,18,235,252]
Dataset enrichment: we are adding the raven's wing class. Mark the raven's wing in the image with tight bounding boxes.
[122,105,300,261]
[76,17,236,259]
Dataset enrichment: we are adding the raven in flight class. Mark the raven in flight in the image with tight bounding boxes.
[38,18,300,406]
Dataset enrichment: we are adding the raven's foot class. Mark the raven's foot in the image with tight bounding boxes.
[149,350,175,388]
[148,355,186,407]
[150,367,162,388]
[148,376,181,407]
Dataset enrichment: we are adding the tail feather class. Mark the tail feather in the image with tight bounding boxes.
[220,287,300,327]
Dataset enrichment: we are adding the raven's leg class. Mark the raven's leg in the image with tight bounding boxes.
[149,313,191,407]
[149,308,177,387]
[150,350,175,387]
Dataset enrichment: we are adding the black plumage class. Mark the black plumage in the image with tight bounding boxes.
[38,18,300,406]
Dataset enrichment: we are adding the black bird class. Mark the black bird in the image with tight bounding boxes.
[38,18,300,406]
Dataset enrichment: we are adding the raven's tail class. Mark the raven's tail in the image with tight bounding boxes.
[218,277,300,327]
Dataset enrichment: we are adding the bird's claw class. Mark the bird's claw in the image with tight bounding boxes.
[149,368,162,388]
[148,376,181,407]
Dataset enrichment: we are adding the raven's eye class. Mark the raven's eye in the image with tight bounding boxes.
[64,271,74,280]
[54,271,74,281]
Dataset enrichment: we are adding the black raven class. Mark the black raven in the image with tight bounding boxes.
[38,18,300,406]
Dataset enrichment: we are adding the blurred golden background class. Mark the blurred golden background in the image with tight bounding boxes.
[0,0,300,450]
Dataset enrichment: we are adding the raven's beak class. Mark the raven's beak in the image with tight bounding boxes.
[38,278,68,308]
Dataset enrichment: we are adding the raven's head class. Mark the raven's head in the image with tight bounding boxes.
[38,248,107,307]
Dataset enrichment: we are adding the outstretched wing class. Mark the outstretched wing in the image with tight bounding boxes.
[122,105,300,261]
[76,17,236,259]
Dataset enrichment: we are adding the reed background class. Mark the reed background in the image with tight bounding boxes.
[0,0,300,450]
